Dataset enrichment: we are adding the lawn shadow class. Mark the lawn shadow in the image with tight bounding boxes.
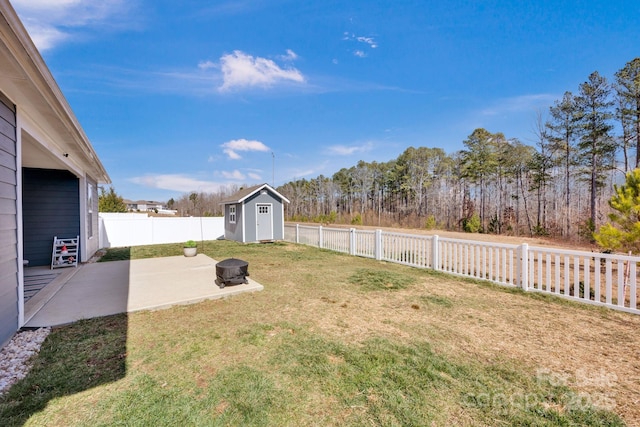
[98,246,132,262]
[0,314,128,426]
[1,254,132,426]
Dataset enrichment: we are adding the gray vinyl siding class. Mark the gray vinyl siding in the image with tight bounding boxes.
[224,203,243,242]
[223,185,287,243]
[0,92,17,347]
[244,190,284,242]
[245,199,258,242]
[22,168,80,266]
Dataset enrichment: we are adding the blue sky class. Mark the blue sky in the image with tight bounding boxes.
[11,0,640,202]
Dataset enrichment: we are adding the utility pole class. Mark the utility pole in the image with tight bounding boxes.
[272,152,275,187]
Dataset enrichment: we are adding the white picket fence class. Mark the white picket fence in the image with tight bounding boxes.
[284,224,640,315]
[99,213,225,248]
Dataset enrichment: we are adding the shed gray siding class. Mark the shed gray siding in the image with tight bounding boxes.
[22,168,80,266]
[244,190,284,242]
[0,92,18,347]
[224,203,243,242]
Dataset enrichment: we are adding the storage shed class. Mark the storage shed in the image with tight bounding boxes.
[220,183,289,243]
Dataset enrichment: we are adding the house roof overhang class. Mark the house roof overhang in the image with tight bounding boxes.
[0,1,110,184]
[220,183,290,205]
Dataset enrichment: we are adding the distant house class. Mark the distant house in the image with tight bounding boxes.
[0,3,110,346]
[124,199,165,212]
[220,183,289,243]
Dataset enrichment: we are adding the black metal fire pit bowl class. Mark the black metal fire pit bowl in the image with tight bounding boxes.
[215,258,249,288]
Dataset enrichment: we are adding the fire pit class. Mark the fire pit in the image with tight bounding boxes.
[215,258,249,288]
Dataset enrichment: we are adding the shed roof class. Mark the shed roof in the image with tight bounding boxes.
[220,183,290,205]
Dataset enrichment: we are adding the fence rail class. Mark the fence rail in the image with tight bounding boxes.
[285,224,640,315]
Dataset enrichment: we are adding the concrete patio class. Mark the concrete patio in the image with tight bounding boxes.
[25,254,263,328]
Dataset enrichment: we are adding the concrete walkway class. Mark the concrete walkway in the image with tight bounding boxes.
[25,254,263,327]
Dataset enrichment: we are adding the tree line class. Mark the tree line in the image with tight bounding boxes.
[102,58,640,243]
[99,186,236,217]
[166,187,241,217]
[277,58,640,241]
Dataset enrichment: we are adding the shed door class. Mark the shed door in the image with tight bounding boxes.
[256,204,273,241]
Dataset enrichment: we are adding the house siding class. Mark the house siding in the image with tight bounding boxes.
[22,168,80,266]
[0,91,18,347]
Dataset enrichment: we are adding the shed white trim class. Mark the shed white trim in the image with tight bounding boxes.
[220,183,290,205]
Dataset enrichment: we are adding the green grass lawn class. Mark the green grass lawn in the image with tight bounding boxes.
[1,240,636,426]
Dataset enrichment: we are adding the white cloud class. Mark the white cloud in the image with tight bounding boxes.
[356,36,378,48]
[221,138,270,159]
[218,50,305,91]
[79,50,309,97]
[225,150,242,160]
[12,0,138,51]
[221,170,246,180]
[219,168,262,181]
[282,160,331,180]
[327,142,373,156]
[129,174,223,193]
[128,169,266,194]
[198,60,216,70]
[480,94,558,116]
[291,168,316,177]
[343,33,379,57]
[22,23,69,51]
[280,49,298,61]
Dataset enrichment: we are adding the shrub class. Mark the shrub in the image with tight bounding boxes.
[462,213,481,233]
[424,215,437,230]
[487,215,500,234]
[568,281,596,300]
[532,224,549,237]
[578,218,596,243]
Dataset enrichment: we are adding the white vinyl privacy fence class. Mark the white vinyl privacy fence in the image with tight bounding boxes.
[99,213,225,248]
[284,224,640,315]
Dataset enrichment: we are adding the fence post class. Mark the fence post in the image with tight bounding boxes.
[99,216,106,248]
[318,226,323,249]
[349,228,356,256]
[432,235,439,270]
[518,243,528,290]
[295,224,299,244]
[375,229,382,260]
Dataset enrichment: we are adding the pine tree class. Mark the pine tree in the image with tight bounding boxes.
[576,71,615,229]
[546,92,579,236]
[460,128,500,231]
[98,186,127,212]
[594,168,640,254]
[614,58,640,169]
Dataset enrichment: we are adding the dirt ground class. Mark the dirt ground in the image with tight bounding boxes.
[314,222,595,251]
